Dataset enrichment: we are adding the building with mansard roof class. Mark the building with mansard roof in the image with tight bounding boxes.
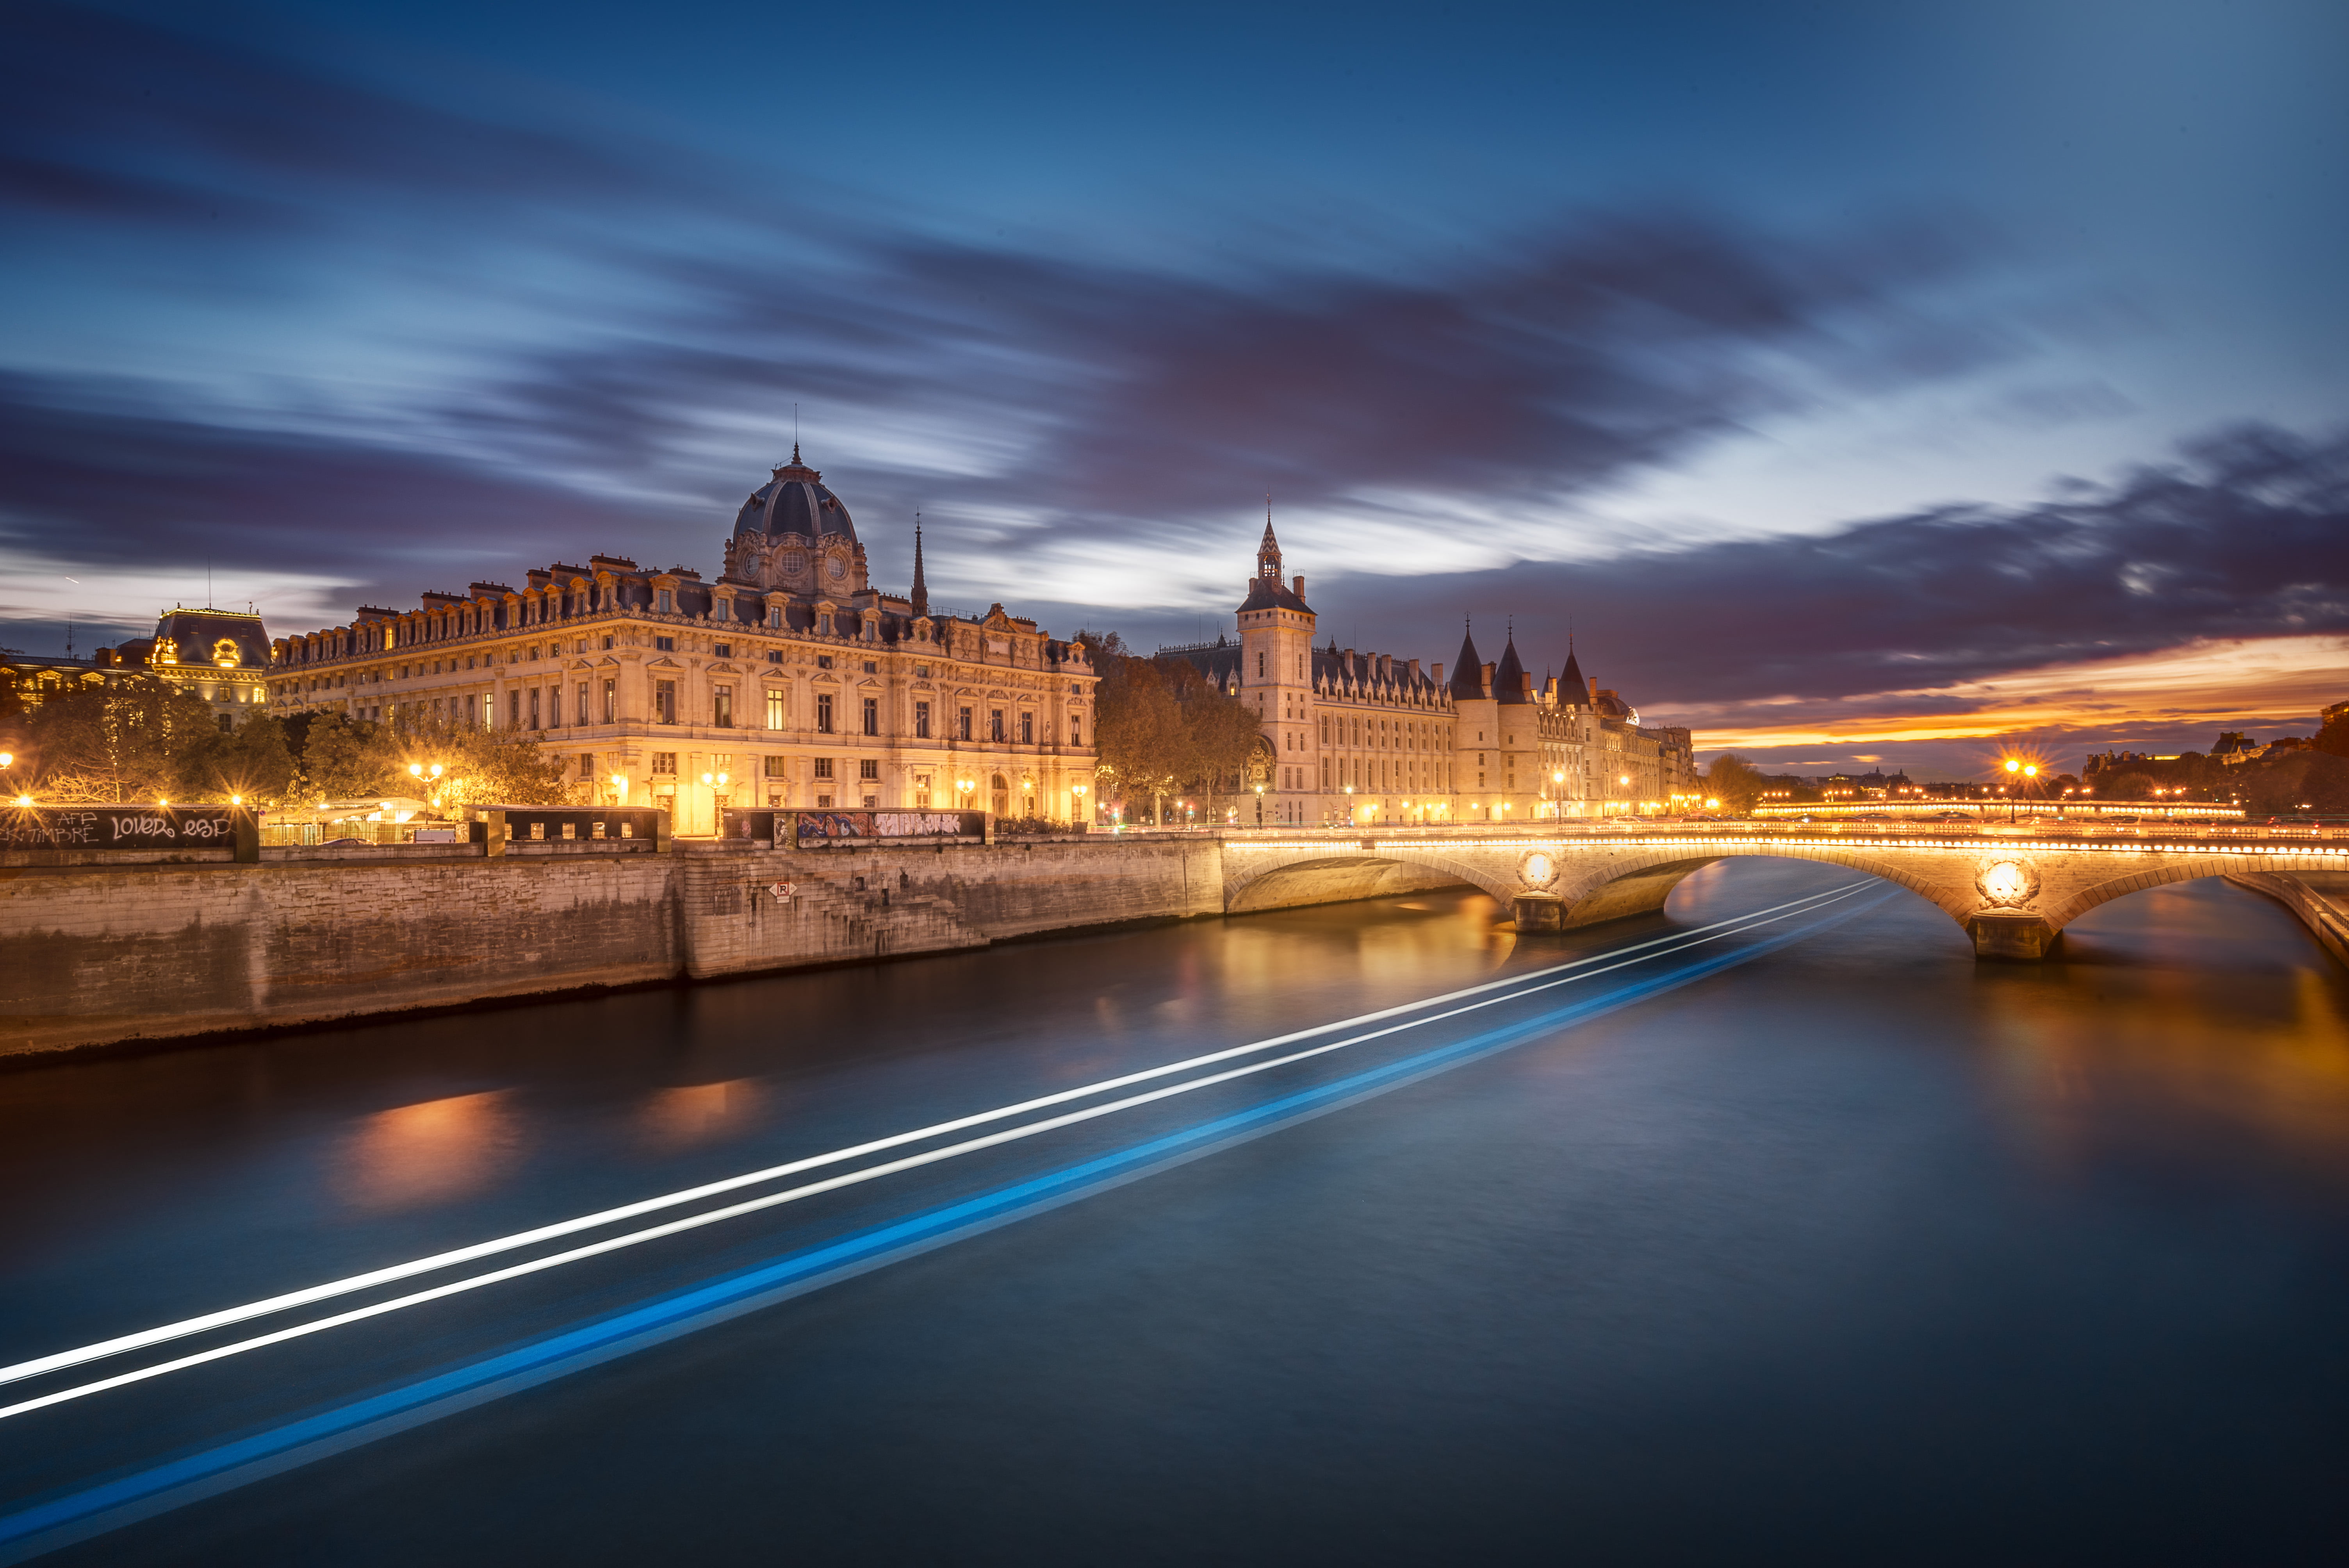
[266,448,1098,831]
[1159,520,1697,825]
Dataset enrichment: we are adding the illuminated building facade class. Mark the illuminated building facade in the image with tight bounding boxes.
[267,450,1098,831]
[1160,522,1698,825]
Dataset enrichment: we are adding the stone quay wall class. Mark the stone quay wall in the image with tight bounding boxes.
[0,837,1229,1061]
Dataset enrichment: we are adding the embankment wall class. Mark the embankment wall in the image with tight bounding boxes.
[0,837,1231,1060]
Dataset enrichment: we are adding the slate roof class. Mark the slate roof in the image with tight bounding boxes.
[1492,634,1530,704]
[734,446,858,544]
[151,609,271,670]
[1448,626,1486,699]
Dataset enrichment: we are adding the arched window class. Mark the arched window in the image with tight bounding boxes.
[991,772,1010,818]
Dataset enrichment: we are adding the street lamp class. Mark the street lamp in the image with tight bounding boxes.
[1253,780,1264,827]
[1071,781,1089,825]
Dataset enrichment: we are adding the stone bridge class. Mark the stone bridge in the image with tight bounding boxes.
[1218,826,2349,959]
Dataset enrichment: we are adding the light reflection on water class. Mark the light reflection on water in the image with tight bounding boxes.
[333,1090,516,1213]
[5,863,2348,1564]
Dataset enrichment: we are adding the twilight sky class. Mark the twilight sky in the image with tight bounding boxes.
[2,0,2344,777]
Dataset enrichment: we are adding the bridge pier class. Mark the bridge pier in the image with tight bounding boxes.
[1966,912,2060,961]
[1511,893,1563,931]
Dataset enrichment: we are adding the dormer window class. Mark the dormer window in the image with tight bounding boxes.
[712,599,730,622]
[657,588,673,614]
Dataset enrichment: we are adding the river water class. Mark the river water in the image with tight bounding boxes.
[2,860,2345,1564]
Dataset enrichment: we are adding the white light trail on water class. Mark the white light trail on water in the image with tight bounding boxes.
[0,884,1871,1417]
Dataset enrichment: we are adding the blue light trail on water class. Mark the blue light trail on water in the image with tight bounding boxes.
[0,889,1887,1563]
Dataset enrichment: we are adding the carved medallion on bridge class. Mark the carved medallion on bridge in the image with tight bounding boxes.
[1974,856,2042,909]
[1518,849,1560,890]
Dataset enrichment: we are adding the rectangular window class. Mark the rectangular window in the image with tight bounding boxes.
[652,752,677,775]
[863,660,877,674]
[579,753,596,779]
[990,709,1005,742]
[763,755,786,778]
[816,654,833,669]
[509,691,521,729]
[765,649,783,663]
[1069,715,1082,747]
[602,679,616,723]
[714,642,732,658]
[917,665,932,679]
[816,693,834,733]
[814,758,834,779]
[657,588,673,613]
[914,700,931,738]
[529,687,542,729]
[713,685,734,728]
[655,680,677,724]
[958,706,973,741]
[483,692,495,727]
[768,607,783,629]
[766,689,785,730]
[859,758,879,781]
[915,775,932,808]
[862,697,878,736]
[1019,712,1033,745]
[713,601,730,622]
[575,682,588,726]
[816,794,833,808]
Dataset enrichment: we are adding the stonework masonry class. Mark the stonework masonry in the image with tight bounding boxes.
[0,838,1225,1060]
[5,829,2344,1061]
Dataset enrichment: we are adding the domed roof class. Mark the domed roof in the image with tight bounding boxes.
[734,446,857,544]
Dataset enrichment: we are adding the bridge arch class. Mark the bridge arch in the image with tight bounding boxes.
[1221,846,1516,913]
[1549,844,1979,930]
[2037,854,2266,931]
[1217,833,2346,960]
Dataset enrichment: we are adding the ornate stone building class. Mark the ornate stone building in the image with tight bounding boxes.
[267,449,1098,831]
[1162,522,1697,825]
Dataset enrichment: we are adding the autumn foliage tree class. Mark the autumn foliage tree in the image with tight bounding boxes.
[1081,632,1263,825]
[23,679,222,804]
[1702,753,1766,814]
[296,714,569,807]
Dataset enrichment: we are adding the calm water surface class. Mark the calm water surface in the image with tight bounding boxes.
[2,860,2346,1564]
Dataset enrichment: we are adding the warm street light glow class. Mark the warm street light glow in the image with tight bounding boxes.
[13,796,30,808]
[230,795,242,806]
[0,752,12,768]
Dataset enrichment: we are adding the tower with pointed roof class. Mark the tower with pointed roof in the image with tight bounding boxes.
[1237,506,1319,824]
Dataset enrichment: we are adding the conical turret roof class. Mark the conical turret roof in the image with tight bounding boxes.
[1559,643,1587,706]
[1494,631,1529,704]
[1449,623,1486,699]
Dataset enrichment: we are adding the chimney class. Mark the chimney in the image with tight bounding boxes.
[1432,662,1444,684]
[1483,661,1495,692]
[1589,676,1599,704]
[1293,574,1305,599]
[1408,659,1421,682]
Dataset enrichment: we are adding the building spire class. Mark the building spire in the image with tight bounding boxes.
[1256,495,1282,580]
[911,512,929,616]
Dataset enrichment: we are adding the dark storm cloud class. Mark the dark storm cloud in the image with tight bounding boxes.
[1296,423,2349,709]
[0,2,670,232]
[0,369,664,641]
[9,0,2313,734]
